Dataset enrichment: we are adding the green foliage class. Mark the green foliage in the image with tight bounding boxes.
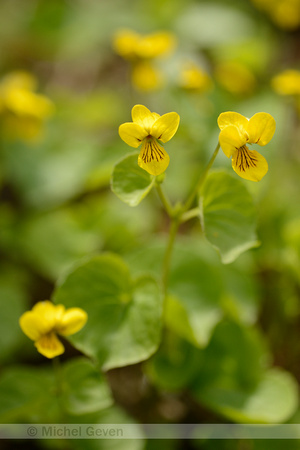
[12,209,101,280]
[62,358,113,415]
[53,253,162,370]
[192,321,298,423]
[146,333,201,391]
[2,134,100,209]
[111,153,155,206]
[0,366,55,423]
[166,248,223,346]
[126,240,259,341]
[70,406,145,450]
[196,368,299,424]
[148,321,298,423]
[0,274,28,361]
[0,358,112,423]
[1,0,300,444]
[200,170,259,263]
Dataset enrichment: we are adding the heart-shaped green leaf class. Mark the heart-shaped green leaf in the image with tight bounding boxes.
[53,253,162,370]
[200,170,259,264]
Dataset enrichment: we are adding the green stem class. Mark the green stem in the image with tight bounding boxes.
[155,182,173,217]
[52,356,66,420]
[180,207,201,223]
[183,142,220,212]
[162,218,180,300]
[159,142,220,309]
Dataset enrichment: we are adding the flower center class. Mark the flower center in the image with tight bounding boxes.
[141,137,165,163]
[236,145,258,172]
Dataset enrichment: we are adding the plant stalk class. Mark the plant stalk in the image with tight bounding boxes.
[183,142,220,212]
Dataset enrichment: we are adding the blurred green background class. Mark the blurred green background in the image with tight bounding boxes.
[1,0,300,448]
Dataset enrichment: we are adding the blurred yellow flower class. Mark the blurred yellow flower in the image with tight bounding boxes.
[19,301,87,359]
[113,29,176,91]
[218,111,276,181]
[0,71,54,141]
[119,104,180,176]
[131,61,163,91]
[179,63,213,92]
[113,29,176,60]
[271,69,300,95]
[214,61,256,95]
[272,0,300,28]
[250,0,300,30]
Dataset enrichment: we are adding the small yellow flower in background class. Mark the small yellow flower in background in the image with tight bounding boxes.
[119,104,180,176]
[113,29,176,92]
[113,29,140,60]
[271,69,300,95]
[131,61,163,91]
[214,61,256,96]
[179,63,213,92]
[19,301,87,359]
[271,0,300,29]
[218,111,276,182]
[113,29,176,61]
[250,0,300,30]
[0,71,54,141]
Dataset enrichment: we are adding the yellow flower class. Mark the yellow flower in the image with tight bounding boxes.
[0,71,54,141]
[119,105,180,176]
[19,301,87,359]
[250,0,300,30]
[113,29,176,61]
[131,61,163,91]
[271,0,300,30]
[271,69,300,95]
[214,61,256,96]
[218,111,276,182]
[179,63,213,92]
[0,71,54,118]
[112,29,140,60]
[113,30,176,92]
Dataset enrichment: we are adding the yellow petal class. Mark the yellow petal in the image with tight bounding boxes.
[219,125,247,158]
[32,301,61,327]
[218,112,249,132]
[138,139,170,175]
[136,32,176,59]
[247,113,276,146]
[19,301,58,340]
[232,147,268,182]
[151,112,180,143]
[131,104,159,132]
[19,311,45,341]
[112,29,140,59]
[4,89,54,118]
[118,122,147,148]
[53,304,66,322]
[35,332,65,359]
[56,307,88,336]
